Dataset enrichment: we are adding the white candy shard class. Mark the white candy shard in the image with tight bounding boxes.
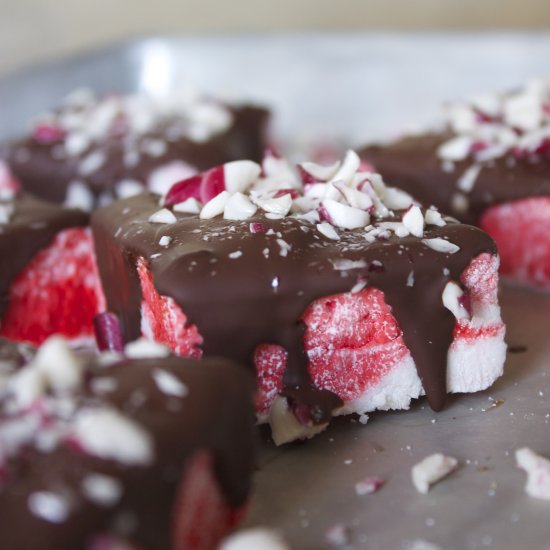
[28,492,70,523]
[382,186,415,210]
[325,524,350,546]
[322,199,370,229]
[200,190,229,219]
[224,192,257,220]
[116,179,145,199]
[329,150,361,185]
[504,93,542,132]
[7,337,82,409]
[152,369,188,398]
[173,197,202,214]
[159,235,172,247]
[78,151,106,176]
[72,407,153,466]
[223,160,262,194]
[7,366,45,410]
[457,164,482,193]
[316,222,340,240]
[402,205,424,237]
[269,396,328,446]
[220,528,290,550]
[333,182,374,211]
[82,474,123,507]
[424,208,446,227]
[442,281,470,321]
[422,238,460,254]
[411,453,458,494]
[33,336,83,393]
[516,447,550,500]
[355,476,384,495]
[64,181,94,212]
[437,136,472,161]
[125,338,170,359]
[263,154,299,183]
[300,160,341,182]
[256,194,293,218]
[148,208,177,225]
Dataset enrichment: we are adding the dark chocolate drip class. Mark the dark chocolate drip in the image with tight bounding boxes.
[0,354,255,550]
[92,194,496,413]
[360,133,550,225]
[0,193,88,319]
[1,105,269,206]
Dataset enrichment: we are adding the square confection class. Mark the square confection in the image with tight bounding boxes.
[361,78,550,288]
[0,336,255,550]
[92,151,506,445]
[1,89,269,210]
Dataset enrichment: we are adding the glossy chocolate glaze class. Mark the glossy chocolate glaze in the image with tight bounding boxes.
[1,106,269,206]
[0,354,256,550]
[0,193,87,319]
[92,193,496,415]
[361,133,550,225]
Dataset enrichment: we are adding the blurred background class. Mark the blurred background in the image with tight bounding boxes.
[2,0,550,75]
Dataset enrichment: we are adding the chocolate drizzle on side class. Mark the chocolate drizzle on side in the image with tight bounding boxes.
[360,133,550,225]
[0,351,256,550]
[0,193,88,319]
[92,193,496,415]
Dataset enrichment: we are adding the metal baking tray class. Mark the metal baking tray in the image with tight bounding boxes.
[1,33,550,550]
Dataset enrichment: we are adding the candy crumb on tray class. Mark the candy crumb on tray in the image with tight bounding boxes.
[411,453,459,494]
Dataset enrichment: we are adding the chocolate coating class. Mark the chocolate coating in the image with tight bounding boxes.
[92,193,496,415]
[361,133,550,225]
[1,105,269,206]
[0,353,256,550]
[0,193,87,319]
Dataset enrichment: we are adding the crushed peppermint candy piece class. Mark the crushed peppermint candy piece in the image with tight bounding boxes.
[28,491,70,523]
[64,181,94,212]
[411,453,458,494]
[422,238,460,254]
[515,447,550,500]
[220,528,290,550]
[224,160,262,194]
[159,235,172,247]
[355,476,385,495]
[402,205,424,237]
[200,190,230,220]
[325,523,351,546]
[152,369,188,398]
[148,208,177,225]
[317,222,340,240]
[456,164,482,193]
[173,197,202,214]
[81,474,123,507]
[224,192,257,221]
[125,338,170,359]
[424,208,446,227]
[71,407,154,466]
